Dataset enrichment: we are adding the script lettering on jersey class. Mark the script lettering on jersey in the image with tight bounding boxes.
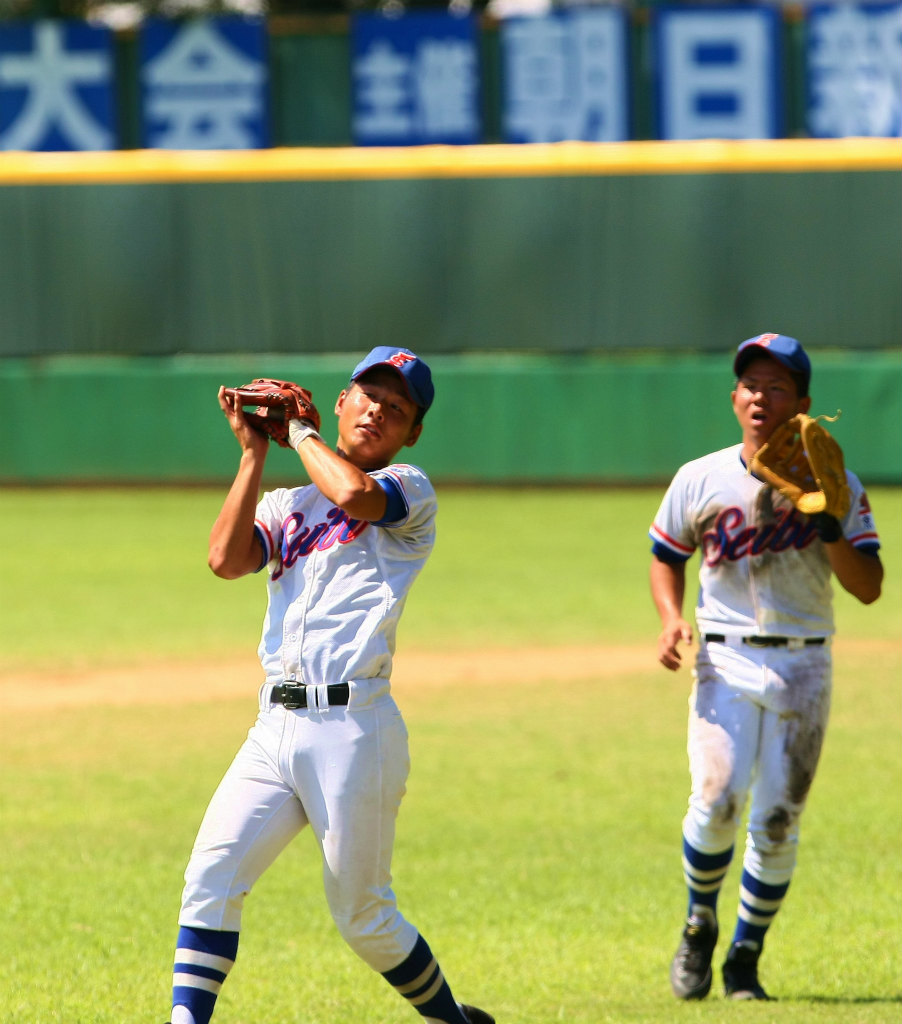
[702,506,816,567]
[273,507,369,579]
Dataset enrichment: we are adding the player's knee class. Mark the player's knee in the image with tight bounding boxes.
[331,898,414,970]
[181,852,251,931]
[748,804,801,857]
[686,789,743,844]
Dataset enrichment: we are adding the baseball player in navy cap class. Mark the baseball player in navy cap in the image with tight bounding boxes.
[649,333,883,1001]
[733,332,812,394]
[349,345,436,416]
[164,348,493,1024]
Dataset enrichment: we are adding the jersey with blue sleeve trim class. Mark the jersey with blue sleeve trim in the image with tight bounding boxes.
[371,472,407,526]
[649,443,880,638]
[252,463,436,687]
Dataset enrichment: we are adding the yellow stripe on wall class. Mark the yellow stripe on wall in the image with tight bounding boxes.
[0,138,900,185]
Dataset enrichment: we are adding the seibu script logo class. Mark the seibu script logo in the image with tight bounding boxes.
[702,506,816,567]
[273,508,368,579]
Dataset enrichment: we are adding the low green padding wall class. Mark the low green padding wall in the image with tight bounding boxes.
[2,352,899,485]
[2,169,899,358]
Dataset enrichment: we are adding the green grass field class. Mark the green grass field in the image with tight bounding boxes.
[1,486,899,1023]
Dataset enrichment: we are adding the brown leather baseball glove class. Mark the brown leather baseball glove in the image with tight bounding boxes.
[223,378,321,448]
[750,412,851,519]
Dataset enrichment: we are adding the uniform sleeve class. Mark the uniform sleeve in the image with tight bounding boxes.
[649,465,697,561]
[370,474,407,526]
[371,464,437,537]
[253,488,288,569]
[843,472,881,553]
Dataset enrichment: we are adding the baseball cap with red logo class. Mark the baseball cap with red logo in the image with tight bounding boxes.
[350,346,435,412]
[733,333,811,396]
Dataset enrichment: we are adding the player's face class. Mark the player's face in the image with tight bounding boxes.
[732,356,810,449]
[335,369,423,468]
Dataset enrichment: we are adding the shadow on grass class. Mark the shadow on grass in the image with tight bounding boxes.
[787,995,902,1005]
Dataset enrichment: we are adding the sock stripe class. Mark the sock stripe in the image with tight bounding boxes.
[408,970,446,1007]
[172,926,239,1024]
[381,935,466,1023]
[682,839,734,871]
[173,963,228,984]
[395,957,440,996]
[173,974,224,995]
[682,858,730,883]
[737,906,775,927]
[684,873,728,892]
[739,885,785,914]
[175,947,235,974]
[740,874,791,900]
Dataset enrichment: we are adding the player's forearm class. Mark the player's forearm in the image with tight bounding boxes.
[650,558,687,625]
[824,541,883,605]
[209,449,266,578]
[293,436,387,521]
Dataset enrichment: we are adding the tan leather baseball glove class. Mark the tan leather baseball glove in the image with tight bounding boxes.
[750,413,851,519]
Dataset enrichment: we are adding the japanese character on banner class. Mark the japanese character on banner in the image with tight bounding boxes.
[140,17,269,150]
[0,20,116,152]
[807,2,902,138]
[352,11,481,147]
[500,7,629,143]
[653,6,782,141]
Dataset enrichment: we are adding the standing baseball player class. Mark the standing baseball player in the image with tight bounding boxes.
[649,334,883,1001]
[164,348,494,1024]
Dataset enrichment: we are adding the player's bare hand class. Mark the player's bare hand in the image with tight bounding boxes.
[218,386,268,456]
[657,620,693,671]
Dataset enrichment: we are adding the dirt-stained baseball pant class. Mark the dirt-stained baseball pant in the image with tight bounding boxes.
[683,639,831,915]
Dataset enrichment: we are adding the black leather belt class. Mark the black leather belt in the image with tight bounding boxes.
[704,634,826,647]
[270,683,350,710]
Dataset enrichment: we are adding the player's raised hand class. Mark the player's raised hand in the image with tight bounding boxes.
[657,620,693,671]
[218,385,269,457]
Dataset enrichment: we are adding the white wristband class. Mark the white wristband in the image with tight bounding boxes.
[288,418,322,451]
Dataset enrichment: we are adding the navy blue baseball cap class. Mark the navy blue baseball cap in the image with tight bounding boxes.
[350,346,435,412]
[734,333,811,395]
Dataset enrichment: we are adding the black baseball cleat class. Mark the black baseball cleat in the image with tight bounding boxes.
[670,911,718,999]
[460,1004,495,1024]
[722,941,773,1000]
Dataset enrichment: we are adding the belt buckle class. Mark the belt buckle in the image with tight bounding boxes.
[280,685,304,710]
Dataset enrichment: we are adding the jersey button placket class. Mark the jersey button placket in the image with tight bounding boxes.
[294,547,322,685]
[281,594,304,681]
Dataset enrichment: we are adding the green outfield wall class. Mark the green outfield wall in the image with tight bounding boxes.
[1,141,900,360]
[2,141,898,485]
[1,351,898,485]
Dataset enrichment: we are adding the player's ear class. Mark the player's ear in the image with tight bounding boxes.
[403,422,423,448]
[798,395,812,414]
[335,389,350,416]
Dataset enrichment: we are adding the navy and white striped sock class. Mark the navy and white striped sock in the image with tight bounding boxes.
[171,926,239,1024]
[682,838,733,918]
[732,869,790,949]
[381,934,468,1023]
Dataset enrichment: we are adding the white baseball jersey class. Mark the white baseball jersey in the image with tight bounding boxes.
[650,443,880,638]
[253,463,436,687]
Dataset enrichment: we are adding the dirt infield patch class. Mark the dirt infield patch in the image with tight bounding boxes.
[0,644,657,711]
[0,637,893,712]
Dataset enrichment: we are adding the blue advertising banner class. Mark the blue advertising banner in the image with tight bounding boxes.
[351,12,481,146]
[140,17,268,150]
[500,7,629,143]
[654,6,782,140]
[807,2,902,138]
[0,20,115,151]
